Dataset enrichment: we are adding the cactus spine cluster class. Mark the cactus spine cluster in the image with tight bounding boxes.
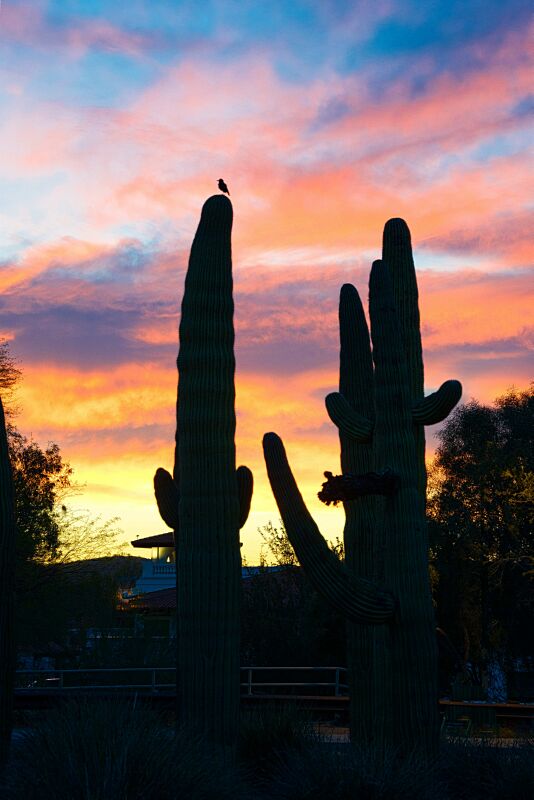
[154,195,253,755]
[263,219,461,755]
[0,397,16,767]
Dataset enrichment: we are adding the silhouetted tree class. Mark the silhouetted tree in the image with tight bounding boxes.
[0,341,21,413]
[0,397,16,767]
[241,522,346,666]
[429,386,533,694]
[0,342,125,662]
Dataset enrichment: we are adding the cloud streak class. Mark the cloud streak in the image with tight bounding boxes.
[1,0,532,557]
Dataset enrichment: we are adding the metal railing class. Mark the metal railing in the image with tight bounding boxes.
[152,564,176,575]
[240,667,348,697]
[16,667,175,693]
[15,666,348,697]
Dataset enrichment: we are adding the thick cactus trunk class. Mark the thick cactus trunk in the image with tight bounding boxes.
[0,398,16,768]
[263,218,461,758]
[337,285,388,746]
[177,195,241,750]
[154,195,252,757]
[370,258,439,754]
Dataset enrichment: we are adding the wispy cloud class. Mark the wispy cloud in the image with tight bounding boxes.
[1,0,532,555]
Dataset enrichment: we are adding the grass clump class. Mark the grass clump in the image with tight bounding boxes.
[239,703,316,777]
[2,700,533,800]
[1,698,247,800]
[440,737,534,800]
[265,743,441,800]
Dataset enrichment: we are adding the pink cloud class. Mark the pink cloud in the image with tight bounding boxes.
[420,209,534,265]
[418,269,534,350]
[3,23,532,268]
[0,3,154,58]
[3,17,533,551]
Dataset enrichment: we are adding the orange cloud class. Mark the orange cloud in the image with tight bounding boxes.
[0,239,114,293]
[418,269,533,350]
[4,22,533,561]
[18,362,174,434]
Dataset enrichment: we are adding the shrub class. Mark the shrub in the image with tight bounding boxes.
[441,737,534,800]
[1,698,248,800]
[239,703,316,777]
[266,743,441,800]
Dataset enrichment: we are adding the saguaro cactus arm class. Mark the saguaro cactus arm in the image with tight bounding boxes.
[236,465,253,528]
[412,380,462,425]
[263,432,395,623]
[155,463,252,531]
[154,467,179,530]
[325,392,373,441]
[327,378,462,440]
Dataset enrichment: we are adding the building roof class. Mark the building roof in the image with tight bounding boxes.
[125,587,176,612]
[131,532,174,549]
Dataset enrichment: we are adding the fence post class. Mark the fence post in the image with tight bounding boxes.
[59,671,64,690]
[248,668,253,696]
[335,668,340,697]
[151,669,156,693]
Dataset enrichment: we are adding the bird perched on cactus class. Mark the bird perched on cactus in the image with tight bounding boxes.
[218,178,230,195]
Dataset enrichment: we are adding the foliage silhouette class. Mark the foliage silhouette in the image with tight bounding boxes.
[429,385,533,693]
[2,699,249,800]
[0,399,16,768]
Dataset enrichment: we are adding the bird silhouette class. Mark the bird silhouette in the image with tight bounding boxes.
[218,178,230,196]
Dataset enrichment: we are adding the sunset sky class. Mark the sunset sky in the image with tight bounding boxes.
[1,0,532,562]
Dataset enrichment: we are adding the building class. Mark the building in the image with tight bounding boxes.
[125,531,290,615]
[129,532,176,594]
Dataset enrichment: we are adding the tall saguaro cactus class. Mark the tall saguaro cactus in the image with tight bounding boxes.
[154,195,253,754]
[263,219,461,755]
[0,397,16,768]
